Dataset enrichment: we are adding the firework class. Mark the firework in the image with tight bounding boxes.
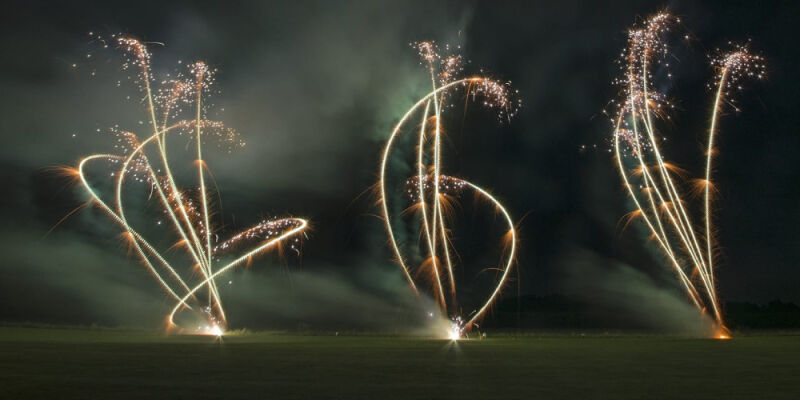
[609,13,765,336]
[74,36,308,334]
[380,41,520,339]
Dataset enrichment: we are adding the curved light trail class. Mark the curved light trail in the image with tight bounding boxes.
[610,14,765,337]
[73,37,308,334]
[379,42,520,339]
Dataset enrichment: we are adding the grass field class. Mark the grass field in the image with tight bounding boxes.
[0,327,798,399]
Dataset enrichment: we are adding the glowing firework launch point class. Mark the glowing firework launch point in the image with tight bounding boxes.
[208,324,224,337]
[379,41,521,337]
[74,36,308,332]
[448,325,461,341]
[609,13,765,336]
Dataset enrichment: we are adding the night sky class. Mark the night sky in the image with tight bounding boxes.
[1,0,797,330]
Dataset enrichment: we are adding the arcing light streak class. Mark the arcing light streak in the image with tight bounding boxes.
[610,14,764,335]
[379,42,519,338]
[74,37,308,333]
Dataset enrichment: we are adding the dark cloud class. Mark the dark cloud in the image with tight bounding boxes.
[555,248,715,336]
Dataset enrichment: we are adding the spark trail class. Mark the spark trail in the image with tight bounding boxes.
[609,13,765,336]
[379,42,521,339]
[73,36,308,334]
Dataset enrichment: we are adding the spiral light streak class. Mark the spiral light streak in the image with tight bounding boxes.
[75,37,308,334]
[610,14,764,336]
[379,42,519,339]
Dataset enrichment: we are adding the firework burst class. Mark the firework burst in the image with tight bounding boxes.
[609,13,765,336]
[74,36,308,334]
[379,41,521,339]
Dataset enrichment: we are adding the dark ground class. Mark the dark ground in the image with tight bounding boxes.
[1,326,798,399]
